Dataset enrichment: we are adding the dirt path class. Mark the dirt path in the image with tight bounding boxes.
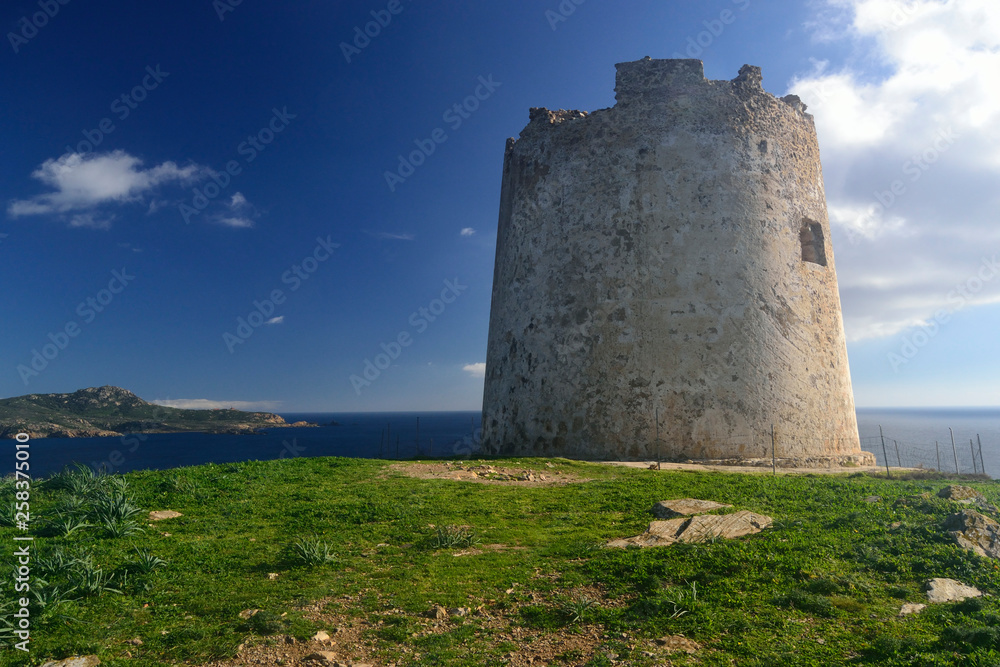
[601,460,914,476]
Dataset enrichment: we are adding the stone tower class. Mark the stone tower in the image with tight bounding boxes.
[481,58,872,464]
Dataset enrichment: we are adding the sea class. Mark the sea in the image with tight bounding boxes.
[856,407,1000,477]
[11,408,1000,479]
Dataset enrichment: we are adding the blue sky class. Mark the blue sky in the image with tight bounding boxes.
[2,0,998,411]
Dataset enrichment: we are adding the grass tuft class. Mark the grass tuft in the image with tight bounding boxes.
[431,524,479,549]
[289,537,337,566]
[557,595,596,624]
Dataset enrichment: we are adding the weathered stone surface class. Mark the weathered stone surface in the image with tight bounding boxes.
[609,510,771,547]
[863,495,882,503]
[925,578,983,604]
[677,511,773,543]
[149,510,182,520]
[938,486,998,513]
[654,635,701,653]
[939,486,984,503]
[607,518,688,548]
[651,498,732,518]
[899,603,926,616]
[40,658,100,667]
[481,58,868,463]
[426,604,448,619]
[944,510,1000,559]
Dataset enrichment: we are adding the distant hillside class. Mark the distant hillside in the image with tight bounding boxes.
[0,386,309,438]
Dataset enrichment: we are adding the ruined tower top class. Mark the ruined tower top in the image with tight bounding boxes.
[613,58,806,114]
[614,58,709,104]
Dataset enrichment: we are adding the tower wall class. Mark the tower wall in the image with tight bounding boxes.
[481,59,869,462]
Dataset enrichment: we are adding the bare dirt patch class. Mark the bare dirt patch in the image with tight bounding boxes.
[194,585,692,667]
[604,460,916,476]
[387,461,586,485]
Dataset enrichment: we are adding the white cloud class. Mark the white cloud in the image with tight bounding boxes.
[826,203,909,242]
[208,191,257,228]
[266,316,284,325]
[791,0,1000,341]
[151,398,283,411]
[377,232,415,241]
[69,213,114,230]
[8,150,207,221]
[460,227,476,236]
[215,216,254,228]
[462,362,486,378]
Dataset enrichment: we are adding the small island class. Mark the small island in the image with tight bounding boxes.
[0,385,315,439]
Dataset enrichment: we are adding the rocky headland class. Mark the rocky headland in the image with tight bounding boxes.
[0,385,314,439]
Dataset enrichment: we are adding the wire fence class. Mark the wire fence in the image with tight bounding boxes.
[863,428,989,476]
[379,417,993,478]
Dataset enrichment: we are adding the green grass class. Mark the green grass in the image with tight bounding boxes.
[2,457,1000,665]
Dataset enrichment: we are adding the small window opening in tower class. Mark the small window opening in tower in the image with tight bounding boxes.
[800,220,827,267]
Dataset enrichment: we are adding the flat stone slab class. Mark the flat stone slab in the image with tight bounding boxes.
[677,511,773,542]
[41,658,101,667]
[608,510,771,548]
[925,577,983,604]
[651,498,732,518]
[608,518,688,548]
[899,603,926,616]
[943,510,1000,559]
[149,510,183,521]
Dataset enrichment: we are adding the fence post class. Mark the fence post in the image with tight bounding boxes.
[879,425,891,478]
[771,424,776,476]
[894,440,901,468]
[978,434,986,477]
[950,427,960,474]
[655,407,661,470]
[971,439,978,474]
[935,441,940,472]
